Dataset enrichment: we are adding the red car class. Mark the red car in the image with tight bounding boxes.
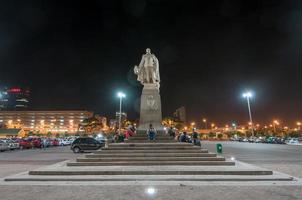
[32,139,42,148]
[51,139,59,146]
[18,139,32,149]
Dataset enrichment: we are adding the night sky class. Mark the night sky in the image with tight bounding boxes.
[0,0,302,126]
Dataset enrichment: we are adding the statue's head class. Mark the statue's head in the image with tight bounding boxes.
[146,48,151,54]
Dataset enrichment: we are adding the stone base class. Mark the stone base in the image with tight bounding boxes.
[138,83,164,131]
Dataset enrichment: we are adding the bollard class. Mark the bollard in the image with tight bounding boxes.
[216,143,222,154]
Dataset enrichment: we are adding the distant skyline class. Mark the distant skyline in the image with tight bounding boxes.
[0,0,302,125]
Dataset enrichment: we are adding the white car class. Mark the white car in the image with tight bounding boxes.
[0,140,10,152]
[286,138,301,145]
[59,139,71,146]
[2,139,20,150]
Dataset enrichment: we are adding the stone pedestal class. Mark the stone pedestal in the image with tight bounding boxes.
[138,83,164,132]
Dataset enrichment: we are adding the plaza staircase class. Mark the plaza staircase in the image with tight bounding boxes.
[4,133,294,182]
[66,133,234,166]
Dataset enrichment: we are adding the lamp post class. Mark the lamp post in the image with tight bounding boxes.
[242,91,254,137]
[297,122,301,130]
[117,92,126,135]
[273,120,279,133]
[211,123,215,130]
[202,118,207,130]
[190,122,195,131]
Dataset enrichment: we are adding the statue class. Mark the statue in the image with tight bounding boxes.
[134,48,163,132]
[134,48,160,85]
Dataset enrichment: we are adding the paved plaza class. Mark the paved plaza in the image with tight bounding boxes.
[0,142,301,199]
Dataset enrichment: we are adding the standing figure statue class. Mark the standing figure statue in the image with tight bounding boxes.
[134,48,160,85]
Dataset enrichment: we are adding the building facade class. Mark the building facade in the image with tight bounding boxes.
[173,106,186,123]
[0,87,30,110]
[0,110,93,134]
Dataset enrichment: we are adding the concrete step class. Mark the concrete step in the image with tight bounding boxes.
[76,157,225,162]
[109,143,192,147]
[26,163,274,176]
[66,161,235,166]
[103,146,203,150]
[27,170,274,176]
[130,134,171,138]
[95,149,209,153]
[125,140,175,143]
[129,137,172,139]
[85,153,216,158]
[5,174,293,182]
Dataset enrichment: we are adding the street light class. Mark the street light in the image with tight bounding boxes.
[117,92,126,135]
[211,123,215,130]
[297,122,301,130]
[202,118,207,129]
[242,91,254,137]
[273,120,279,133]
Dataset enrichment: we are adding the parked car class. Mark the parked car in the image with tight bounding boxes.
[2,139,20,150]
[59,139,71,146]
[94,134,107,146]
[71,137,102,153]
[255,137,265,143]
[50,139,59,146]
[18,139,33,149]
[286,138,301,145]
[32,138,42,148]
[0,140,10,151]
[230,137,240,141]
[239,138,248,142]
[265,137,285,144]
[248,137,257,143]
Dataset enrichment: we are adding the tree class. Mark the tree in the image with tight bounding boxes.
[79,116,103,134]
[217,133,223,139]
[208,132,216,138]
[28,131,34,136]
[46,132,52,138]
[162,117,184,130]
[288,131,301,138]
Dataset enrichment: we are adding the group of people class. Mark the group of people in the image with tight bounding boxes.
[113,125,136,143]
[178,130,201,146]
[113,124,201,146]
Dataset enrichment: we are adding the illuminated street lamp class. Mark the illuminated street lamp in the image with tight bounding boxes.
[211,123,215,130]
[232,123,237,131]
[297,122,301,130]
[273,120,279,133]
[190,122,195,130]
[117,92,126,135]
[242,91,254,137]
[202,118,207,129]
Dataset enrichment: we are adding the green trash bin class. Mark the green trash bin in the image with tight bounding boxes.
[216,143,222,154]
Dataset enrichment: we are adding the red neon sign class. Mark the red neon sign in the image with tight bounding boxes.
[8,88,21,93]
